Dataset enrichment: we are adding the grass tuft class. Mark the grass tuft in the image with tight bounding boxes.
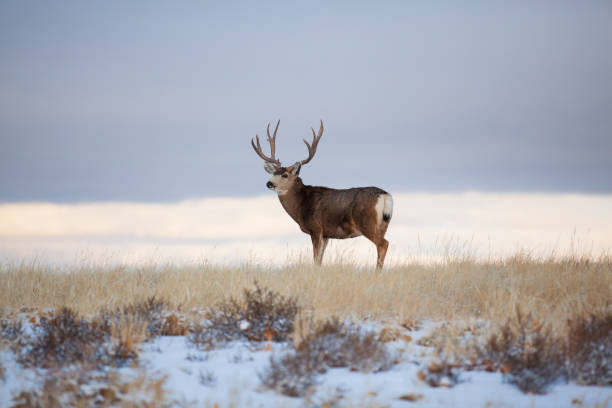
[110,315,148,363]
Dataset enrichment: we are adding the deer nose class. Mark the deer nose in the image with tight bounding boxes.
[266,181,275,189]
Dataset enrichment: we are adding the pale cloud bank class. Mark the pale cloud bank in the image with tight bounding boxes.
[1,193,611,267]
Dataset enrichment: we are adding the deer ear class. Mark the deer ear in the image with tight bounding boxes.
[290,163,301,175]
[264,162,276,174]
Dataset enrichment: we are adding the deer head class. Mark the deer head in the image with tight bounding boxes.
[251,120,324,195]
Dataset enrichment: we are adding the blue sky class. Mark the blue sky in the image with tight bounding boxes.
[1,1,611,202]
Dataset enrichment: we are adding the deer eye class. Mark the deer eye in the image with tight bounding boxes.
[281,174,288,178]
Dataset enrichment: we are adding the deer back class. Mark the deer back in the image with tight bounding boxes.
[280,182,389,239]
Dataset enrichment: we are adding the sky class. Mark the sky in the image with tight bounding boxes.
[2,193,611,266]
[1,1,611,202]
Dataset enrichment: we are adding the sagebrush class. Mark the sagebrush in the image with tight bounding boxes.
[189,281,299,349]
[260,318,394,397]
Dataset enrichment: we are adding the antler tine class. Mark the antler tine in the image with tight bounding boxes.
[266,120,280,161]
[297,120,324,166]
[251,122,281,166]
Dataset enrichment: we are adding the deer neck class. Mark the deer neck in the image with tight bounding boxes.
[277,178,306,223]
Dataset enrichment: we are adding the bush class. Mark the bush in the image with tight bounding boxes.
[565,311,612,385]
[1,318,23,344]
[98,296,184,338]
[260,318,394,397]
[474,309,564,394]
[189,282,299,349]
[19,307,109,368]
[418,358,460,387]
[12,365,168,408]
[16,300,183,368]
[261,351,319,397]
[295,319,393,372]
[96,297,186,364]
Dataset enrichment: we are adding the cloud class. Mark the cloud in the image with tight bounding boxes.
[0,193,610,266]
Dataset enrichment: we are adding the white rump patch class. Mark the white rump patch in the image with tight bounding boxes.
[383,194,393,219]
[375,194,393,225]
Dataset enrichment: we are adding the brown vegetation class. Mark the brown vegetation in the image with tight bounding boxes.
[1,254,609,327]
[19,307,109,368]
[565,310,612,386]
[189,281,299,349]
[260,318,393,397]
[12,366,168,408]
[0,255,610,400]
[474,309,564,394]
[426,308,612,394]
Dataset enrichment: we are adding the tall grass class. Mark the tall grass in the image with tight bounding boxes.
[1,252,610,326]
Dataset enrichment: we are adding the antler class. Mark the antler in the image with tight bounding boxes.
[296,120,324,166]
[251,120,281,167]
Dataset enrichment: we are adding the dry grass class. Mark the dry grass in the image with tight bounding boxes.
[1,254,609,326]
[1,257,610,400]
[110,315,148,362]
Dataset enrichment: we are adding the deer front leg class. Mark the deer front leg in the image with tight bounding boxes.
[320,237,329,264]
[310,233,327,266]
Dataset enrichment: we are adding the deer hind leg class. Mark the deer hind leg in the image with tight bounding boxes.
[375,238,389,269]
[362,218,391,270]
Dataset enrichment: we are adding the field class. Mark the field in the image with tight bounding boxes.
[1,253,611,407]
[1,252,610,323]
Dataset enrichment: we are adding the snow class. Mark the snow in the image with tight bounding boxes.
[1,323,610,407]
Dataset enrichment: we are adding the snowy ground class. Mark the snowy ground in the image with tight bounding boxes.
[1,321,610,407]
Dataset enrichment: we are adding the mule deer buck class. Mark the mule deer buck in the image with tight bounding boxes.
[251,120,393,269]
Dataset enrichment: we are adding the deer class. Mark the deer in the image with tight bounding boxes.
[251,120,393,269]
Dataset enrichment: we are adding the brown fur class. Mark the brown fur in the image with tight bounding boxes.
[276,176,392,269]
[253,120,392,268]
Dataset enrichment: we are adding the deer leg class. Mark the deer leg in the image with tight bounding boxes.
[376,238,389,270]
[362,224,389,270]
[310,234,325,266]
[319,238,329,264]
